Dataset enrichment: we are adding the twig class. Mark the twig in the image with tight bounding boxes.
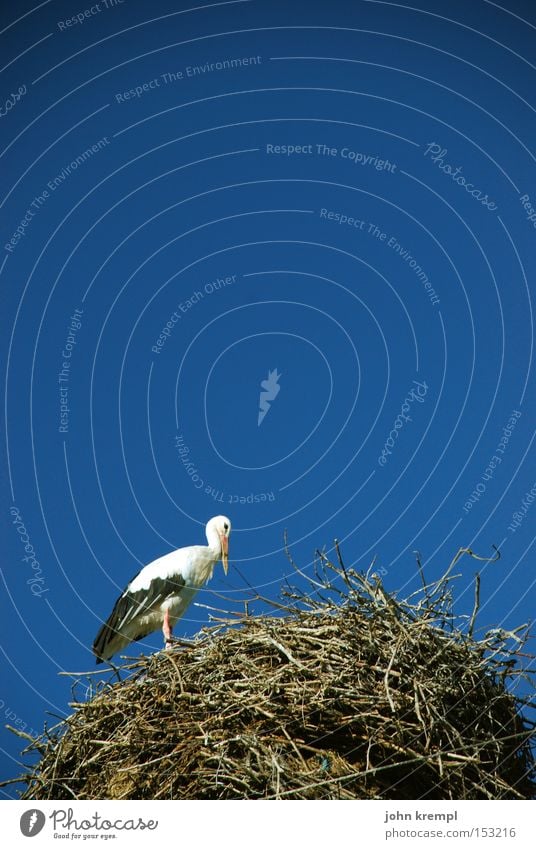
[468,573,481,638]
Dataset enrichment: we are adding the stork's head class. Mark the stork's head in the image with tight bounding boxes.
[206,515,231,574]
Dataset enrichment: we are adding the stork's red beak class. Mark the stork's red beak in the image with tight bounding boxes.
[220,533,229,575]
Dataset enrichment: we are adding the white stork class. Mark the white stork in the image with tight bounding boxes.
[92,515,231,664]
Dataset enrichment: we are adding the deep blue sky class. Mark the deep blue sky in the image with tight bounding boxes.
[1,0,535,795]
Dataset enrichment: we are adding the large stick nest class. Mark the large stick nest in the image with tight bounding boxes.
[9,546,536,799]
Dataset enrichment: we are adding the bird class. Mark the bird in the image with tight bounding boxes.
[92,515,231,664]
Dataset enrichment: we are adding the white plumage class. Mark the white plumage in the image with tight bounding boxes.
[92,515,231,663]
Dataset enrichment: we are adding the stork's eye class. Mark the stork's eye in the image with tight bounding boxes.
[224,523,229,531]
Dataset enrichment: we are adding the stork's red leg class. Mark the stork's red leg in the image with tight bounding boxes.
[163,609,173,648]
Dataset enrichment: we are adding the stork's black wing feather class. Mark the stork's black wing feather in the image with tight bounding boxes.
[92,573,186,663]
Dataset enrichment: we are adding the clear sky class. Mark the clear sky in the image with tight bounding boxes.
[1,0,535,795]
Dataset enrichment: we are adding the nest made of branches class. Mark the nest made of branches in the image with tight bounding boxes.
[7,545,536,800]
